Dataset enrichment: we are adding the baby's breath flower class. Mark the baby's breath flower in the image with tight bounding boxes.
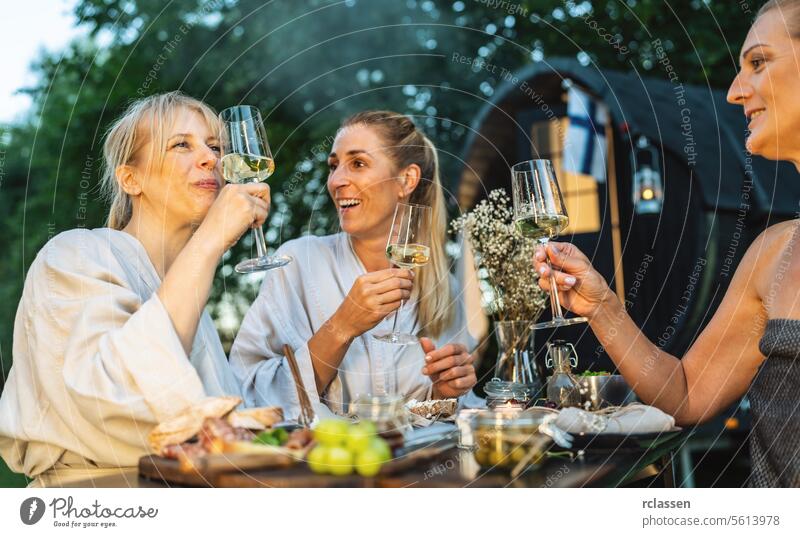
[451,188,547,322]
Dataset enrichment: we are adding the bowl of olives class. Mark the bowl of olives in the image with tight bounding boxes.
[472,409,552,470]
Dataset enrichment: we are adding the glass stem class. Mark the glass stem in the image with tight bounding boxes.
[542,240,565,320]
[253,225,267,258]
[390,300,403,335]
[389,267,412,336]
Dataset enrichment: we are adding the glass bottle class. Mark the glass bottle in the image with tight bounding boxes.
[545,340,582,408]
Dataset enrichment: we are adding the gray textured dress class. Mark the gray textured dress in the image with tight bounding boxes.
[750,319,800,487]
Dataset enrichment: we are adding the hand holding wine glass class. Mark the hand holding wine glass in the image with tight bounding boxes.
[330,268,414,339]
[511,159,587,330]
[373,202,432,345]
[533,241,616,320]
[195,182,271,256]
[219,105,292,273]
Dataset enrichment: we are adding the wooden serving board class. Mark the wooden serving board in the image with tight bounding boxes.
[139,442,456,488]
[138,452,296,487]
[215,445,455,488]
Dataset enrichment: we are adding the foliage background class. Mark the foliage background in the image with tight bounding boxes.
[0,0,756,485]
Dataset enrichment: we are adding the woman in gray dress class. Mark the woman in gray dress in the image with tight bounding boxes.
[533,0,800,486]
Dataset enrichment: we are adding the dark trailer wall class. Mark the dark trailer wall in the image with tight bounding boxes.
[458,58,800,374]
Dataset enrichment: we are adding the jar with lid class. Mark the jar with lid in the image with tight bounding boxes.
[473,410,549,469]
[483,378,532,410]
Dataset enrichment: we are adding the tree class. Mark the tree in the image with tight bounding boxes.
[0,0,755,381]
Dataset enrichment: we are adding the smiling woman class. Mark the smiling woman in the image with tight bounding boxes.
[230,110,480,420]
[0,91,270,487]
[729,0,800,162]
[530,0,800,487]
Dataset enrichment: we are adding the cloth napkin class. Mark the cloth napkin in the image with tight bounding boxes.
[555,404,676,435]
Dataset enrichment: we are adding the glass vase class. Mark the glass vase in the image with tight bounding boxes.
[484,320,541,407]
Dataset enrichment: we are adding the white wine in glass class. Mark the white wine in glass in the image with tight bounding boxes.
[514,214,568,241]
[219,105,291,273]
[386,243,431,268]
[374,202,432,345]
[511,159,587,330]
[221,153,275,183]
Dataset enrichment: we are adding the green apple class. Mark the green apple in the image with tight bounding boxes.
[355,448,384,477]
[346,423,373,453]
[354,420,377,435]
[307,446,330,474]
[313,419,349,447]
[326,446,353,476]
[369,437,392,462]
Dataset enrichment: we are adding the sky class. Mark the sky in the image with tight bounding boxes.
[0,0,82,122]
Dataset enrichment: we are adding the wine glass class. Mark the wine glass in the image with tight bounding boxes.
[373,202,432,345]
[219,105,292,273]
[511,159,587,330]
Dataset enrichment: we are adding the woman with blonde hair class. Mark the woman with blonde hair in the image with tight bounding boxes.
[533,0,800,486]
[231,111,478,417]
[0,91,270,486]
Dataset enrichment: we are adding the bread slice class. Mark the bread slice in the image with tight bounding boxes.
[148,396,241,454]
[406,398,458,419]
[227,407,284,430]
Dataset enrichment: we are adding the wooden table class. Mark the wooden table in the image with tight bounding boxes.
[65,432,687,488]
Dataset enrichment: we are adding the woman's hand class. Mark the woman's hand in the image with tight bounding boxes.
[420,338,476,399]
[532,241,616,319]
[329,268,414,340]
[195,183,271,257]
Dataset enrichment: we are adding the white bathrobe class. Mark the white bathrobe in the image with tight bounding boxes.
[0,228,240,485]
[230,232,478,420]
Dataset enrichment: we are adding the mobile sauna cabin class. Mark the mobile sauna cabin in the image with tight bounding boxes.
[458,57,800,372]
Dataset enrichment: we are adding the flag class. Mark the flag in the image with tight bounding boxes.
[563,85,609,183]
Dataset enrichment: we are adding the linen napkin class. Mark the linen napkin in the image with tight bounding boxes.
[555,404,676,435]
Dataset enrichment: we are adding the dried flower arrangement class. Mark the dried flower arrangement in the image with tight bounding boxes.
[451,189,547,322]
